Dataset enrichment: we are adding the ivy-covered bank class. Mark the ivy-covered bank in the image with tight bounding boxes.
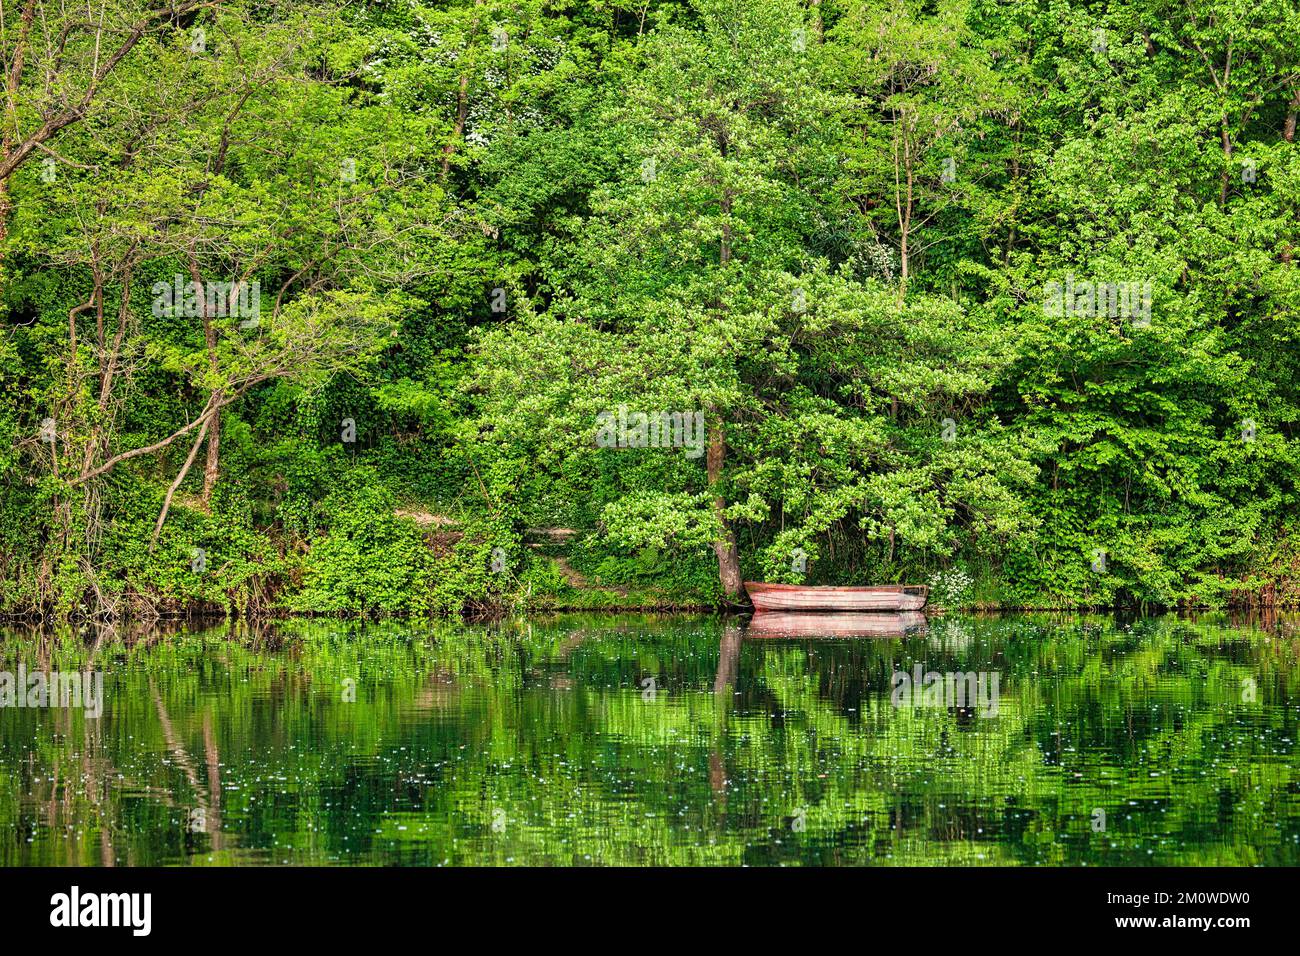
[3,1,1300,620]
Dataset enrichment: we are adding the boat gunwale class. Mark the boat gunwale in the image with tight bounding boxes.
[744,581,929,598]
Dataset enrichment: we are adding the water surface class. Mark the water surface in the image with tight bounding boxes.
[1,612,1297,866]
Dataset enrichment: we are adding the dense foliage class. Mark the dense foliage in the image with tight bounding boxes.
[2,0,1299,616]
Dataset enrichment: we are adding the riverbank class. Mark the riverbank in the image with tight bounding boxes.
[6,506,1299,622]
[4,549,1298,624]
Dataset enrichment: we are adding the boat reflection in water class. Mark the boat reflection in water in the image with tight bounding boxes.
[745,610,928,640]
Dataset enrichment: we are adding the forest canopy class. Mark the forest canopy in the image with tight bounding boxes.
[1,0,1298,617]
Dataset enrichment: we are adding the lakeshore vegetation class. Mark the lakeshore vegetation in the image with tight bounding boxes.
[2,0,1300,618]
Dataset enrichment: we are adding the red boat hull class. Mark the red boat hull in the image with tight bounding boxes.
[744,581,928,612]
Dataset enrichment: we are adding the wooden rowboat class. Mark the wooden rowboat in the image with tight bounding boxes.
[744,581,928,612]
[746,611,928,640]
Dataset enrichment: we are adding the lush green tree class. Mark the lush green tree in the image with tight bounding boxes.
[472,0,1037,601]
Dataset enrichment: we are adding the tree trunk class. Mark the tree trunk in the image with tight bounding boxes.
[0,180,9,257]
[439,0,485,179]
[189,258,222,504]
[707,422,744,601]
[0,0,37,263]
[892,119,913,294]
[151,414,211,550]
[1277,91,1296,265]
[709,129,742,601]
[899,223,909,287]
[441,72,471,179]
[202,405,220,502]
[1219,117,1234,207]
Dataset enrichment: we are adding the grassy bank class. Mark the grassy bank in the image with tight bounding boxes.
[4,500,1297,621]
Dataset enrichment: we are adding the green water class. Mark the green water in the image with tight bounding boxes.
[1,612,1297,866]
